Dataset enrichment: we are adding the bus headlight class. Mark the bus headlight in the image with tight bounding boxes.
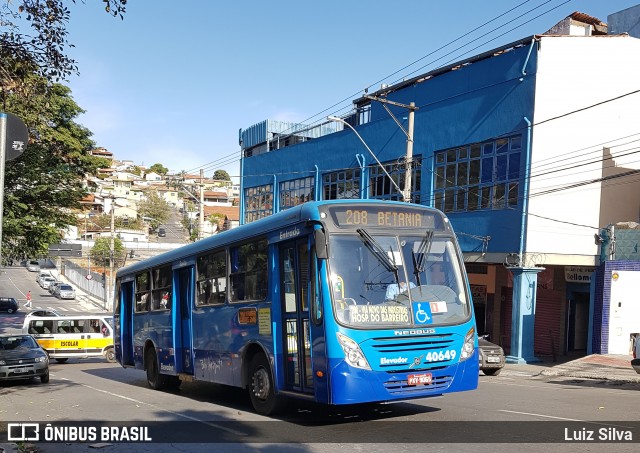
[337,333,371,370]
[460,327,475,361]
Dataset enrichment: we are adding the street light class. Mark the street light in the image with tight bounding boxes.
[326,116,406,201]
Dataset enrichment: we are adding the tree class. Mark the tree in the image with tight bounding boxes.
[148,163,169,175]
[0,1,127,84]
[208,213,225,233]
[90,237,125,268]
[2,76,110,260]
[137,191,171,230]
[213,170,231,181]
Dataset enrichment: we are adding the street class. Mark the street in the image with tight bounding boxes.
[1,360,638,452]
[1,265,639,452]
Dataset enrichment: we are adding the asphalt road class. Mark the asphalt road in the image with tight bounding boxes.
[1,360,638,452]
[2,266,638,452]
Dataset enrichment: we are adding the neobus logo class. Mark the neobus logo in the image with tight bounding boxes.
[394,329,436,336]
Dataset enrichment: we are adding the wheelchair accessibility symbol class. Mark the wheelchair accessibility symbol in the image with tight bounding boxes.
[412,302,433,325]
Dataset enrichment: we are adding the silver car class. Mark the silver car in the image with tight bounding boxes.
[40,277,57,290]
[0,334,50,383]
[56,284,76,300]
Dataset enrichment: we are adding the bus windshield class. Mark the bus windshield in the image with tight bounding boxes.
[328,231,470,328]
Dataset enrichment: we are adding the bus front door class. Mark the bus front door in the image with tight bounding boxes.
[280,239,315,395]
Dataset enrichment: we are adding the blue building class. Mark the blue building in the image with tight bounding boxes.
[239,11,640,361]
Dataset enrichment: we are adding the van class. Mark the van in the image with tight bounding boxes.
[23,315,115,363]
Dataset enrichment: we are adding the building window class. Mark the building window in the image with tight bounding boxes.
[280,177,315,210]
[434,136,521,212]
[322,169,361,200]
[244,184,273,223]
[369,158,421,203]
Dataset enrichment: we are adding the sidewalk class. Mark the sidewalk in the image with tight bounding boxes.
[502,354,640,383]
[56,273,110,313]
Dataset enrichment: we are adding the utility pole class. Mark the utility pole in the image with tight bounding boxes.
[199,169,204,240]
[404,102,415,203]
[363,95,418,203]
[108,196,115,311]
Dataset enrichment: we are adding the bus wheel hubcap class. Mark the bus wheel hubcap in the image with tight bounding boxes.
[252,368,270,400]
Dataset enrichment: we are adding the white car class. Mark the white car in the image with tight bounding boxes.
[36,272,52,286]
[56,284,76,300]
[40,277,57,290]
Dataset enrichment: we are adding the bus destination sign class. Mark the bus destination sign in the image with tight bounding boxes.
[325,206,440,230]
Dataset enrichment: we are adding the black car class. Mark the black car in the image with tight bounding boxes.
[478,336,505,376]
[158,227,166,237]
[0,297,19,314]
[0,334,50,383]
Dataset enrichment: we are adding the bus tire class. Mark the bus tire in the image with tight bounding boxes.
[145,349,166,390]
[104,348,116,363]
[55,358,68,364]
[248,354,283,416]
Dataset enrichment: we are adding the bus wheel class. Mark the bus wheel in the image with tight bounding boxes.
[55,358,68,364]
[145,349,166,390]
[248,354,283,415]
[104,348,116,363]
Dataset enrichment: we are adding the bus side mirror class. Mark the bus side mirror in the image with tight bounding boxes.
[314,229,328,260]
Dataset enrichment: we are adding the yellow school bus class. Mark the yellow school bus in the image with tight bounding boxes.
[23,315,115,363]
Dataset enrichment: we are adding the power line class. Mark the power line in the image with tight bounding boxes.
[182,1,563,176]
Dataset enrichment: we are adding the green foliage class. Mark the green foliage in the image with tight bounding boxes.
[2,76,109,260]
[213,170,231,181]
[137,191,171,229]
[90,237,125,268]
[148,163,169,175]
[0,0,127,83]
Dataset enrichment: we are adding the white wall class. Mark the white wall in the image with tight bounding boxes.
[608,270,640,354]
[528,36,640,261]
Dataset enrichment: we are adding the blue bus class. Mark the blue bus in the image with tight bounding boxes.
[114,200,478,415]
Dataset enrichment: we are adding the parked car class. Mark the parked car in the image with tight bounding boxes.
[40,277,57,290]
[158,227,166,237]
[56,284,76,300]
[26,309,63,318]
[36,271,52,286]
[632,336,640,374]
[49,281,62,295]
[0,297,19,314]
[0,334,49,383]
[27,260,40,272]
[478,335,505,376]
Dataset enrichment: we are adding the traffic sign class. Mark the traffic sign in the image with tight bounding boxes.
[2,112,28,161]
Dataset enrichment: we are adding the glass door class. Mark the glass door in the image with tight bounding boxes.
[280,238,313,394]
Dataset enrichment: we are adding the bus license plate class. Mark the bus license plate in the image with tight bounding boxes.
[407,373,432,386]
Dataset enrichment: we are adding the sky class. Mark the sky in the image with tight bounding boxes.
[63,0,640,181]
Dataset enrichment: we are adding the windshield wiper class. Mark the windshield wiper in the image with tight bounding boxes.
[356,229,399,284]
[412,230,434,286]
